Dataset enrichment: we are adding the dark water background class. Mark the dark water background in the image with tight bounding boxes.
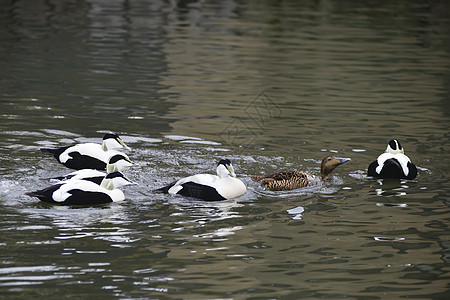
[1,0,450,298]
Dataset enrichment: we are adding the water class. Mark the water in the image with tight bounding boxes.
[1,0,450,298]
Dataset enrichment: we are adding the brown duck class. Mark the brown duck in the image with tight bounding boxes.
[251,156,351,191]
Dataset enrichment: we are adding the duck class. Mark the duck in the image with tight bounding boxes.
[251,156,351,191]
[153,159,247,201]
[40,133,131,170]
[367,139,417,179]
[45,154,133,185]
[26,171,135,205]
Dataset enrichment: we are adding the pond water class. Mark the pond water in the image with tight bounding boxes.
[1,0,450,298]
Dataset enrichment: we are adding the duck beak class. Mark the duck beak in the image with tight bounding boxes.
[119,139,131,150]
[126,178,138,186]
[337,158,351,165]
[227,165,237,177]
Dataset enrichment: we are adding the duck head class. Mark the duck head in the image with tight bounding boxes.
[320,156,351,180]
[385,139,404,155]
[101,171,136,190]
[102,133,129,151]
[216,159,236,178]
[106,154,133,172]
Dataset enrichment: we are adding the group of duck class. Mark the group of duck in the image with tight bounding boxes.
[25,134,418,205]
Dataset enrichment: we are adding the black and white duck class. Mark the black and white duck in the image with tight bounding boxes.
[40,133,131,170]
[367,139,417,179]
[46,154,133,185]
[251,156,351,191]
[153,159,247,201]
[26,171,135,205]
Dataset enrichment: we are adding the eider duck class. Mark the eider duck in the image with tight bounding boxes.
[367,139,417,179]
[153,159,247,201]
[26,171,135,205]
[40,133,131,170]
[46,154,133,185]
[251,156,351,191]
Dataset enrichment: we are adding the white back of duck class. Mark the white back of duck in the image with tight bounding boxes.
[375,152,412,177]
[169,159,237,193]
[61,169,106,181]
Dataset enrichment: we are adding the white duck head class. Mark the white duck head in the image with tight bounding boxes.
[106,154,133,172]
[101,133,129,151]
[100,171,135,190]
[216,159,236,178]
[385,139,404,155]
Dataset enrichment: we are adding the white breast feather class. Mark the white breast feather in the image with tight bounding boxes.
[215,177,246,199]
[107,189,125,202]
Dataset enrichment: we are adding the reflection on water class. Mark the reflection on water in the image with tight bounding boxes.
[286,205,305,220]
[372,179,413,197]
[1,0,450,298]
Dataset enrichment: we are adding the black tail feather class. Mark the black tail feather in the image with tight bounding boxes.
[152,181,176,194]
[40,148,58,155]
[40,176,65,181]
[40,146,69,159]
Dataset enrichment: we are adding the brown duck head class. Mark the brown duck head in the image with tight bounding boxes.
[320,156,351,180]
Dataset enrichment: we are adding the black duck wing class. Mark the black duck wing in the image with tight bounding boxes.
[176,181,226,201]
[63,152,106,170]
[367,160,379,177]
[373,158,418,180]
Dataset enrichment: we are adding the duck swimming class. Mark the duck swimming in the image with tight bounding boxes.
[367,139,417,179]
[46,154,133,185]
[153,159,247,201]
[26,171,135,205]
[40,133,131,170]
[251,156,351,191]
